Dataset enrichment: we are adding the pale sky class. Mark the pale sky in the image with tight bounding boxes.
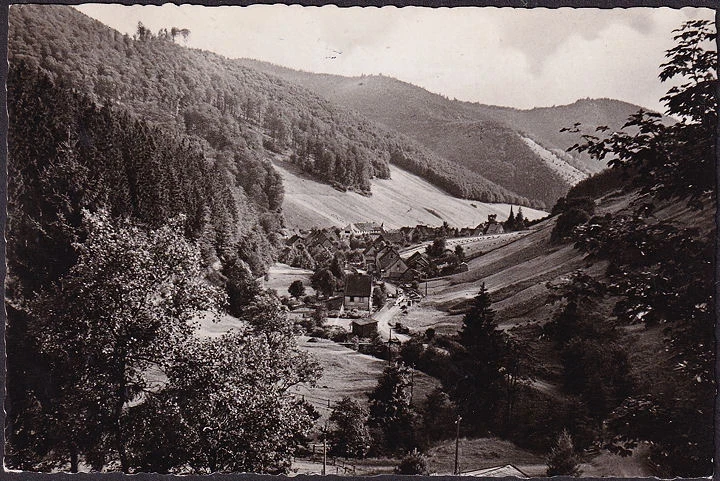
[75,4,715,112]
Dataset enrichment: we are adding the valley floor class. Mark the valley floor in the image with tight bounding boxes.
[261,221,654,477]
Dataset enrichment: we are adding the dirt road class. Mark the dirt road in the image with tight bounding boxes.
[373,302,410,342]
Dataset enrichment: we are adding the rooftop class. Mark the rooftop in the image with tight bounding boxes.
[345,273,372,297]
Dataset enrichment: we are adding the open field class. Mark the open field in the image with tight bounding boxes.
[426,437,546,476]
[275,159,547,230]
[399,231,527,259]
[292,337,440,425]
[263,263,315,297]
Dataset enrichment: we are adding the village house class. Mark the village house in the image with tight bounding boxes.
[471,225,485,236]
[458,226,475,237]
[384,256,408,280]
[413,224,436,242]
[343,273,373,311]
[460,465,529,478]
[285,233,305,248]
[305,230,336,250]
[376,245,400,272]
[399,267,423,283]
[484,214,505,235]
[382,230,406,245]
[406,251,430,270]
[341,222,384,239]
[399,226,416,243]
[363,243,380,260]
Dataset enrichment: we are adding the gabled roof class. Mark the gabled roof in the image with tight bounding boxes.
[383,231,405,243]
[363,244,378,256]
[399,268,422,280]
[353,222,382,232]
[286,234,305,246]
[378,248,400,269]
[462,464,529,478]
[351,318,378,327]
[485,223,504,235]
[344,274,372,297]
[408,251,429,261]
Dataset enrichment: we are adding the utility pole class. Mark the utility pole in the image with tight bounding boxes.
[454,415,462,475]
[409,364,415,405]
[387,327,393,363]
[322,421,328,476]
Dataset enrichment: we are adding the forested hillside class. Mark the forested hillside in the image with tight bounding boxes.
[6,59,326,474]
[460,98,668,174]
[238,59,664,209]
[9,4,530,207]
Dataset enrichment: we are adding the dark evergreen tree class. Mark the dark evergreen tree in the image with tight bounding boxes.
[367,363,418,454]
[448,284,508,432]
[546,430,581,477]
[504,206,516,231]
[288,280,305,299]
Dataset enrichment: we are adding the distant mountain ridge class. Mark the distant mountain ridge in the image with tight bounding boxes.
[236,59,662,208]
[9,5,532,210]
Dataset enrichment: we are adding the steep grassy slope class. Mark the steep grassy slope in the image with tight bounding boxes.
[293,338,440,422]
[425,188,709,323]
[274,158,547,230]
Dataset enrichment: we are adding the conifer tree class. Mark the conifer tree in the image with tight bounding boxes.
[546,430,581,477]
[504,206,516,231]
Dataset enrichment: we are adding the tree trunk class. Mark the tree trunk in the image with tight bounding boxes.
[114,355,130,473]
[70,445,79,473]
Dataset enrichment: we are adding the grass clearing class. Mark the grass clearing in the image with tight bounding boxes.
[293,336,440,425]
[276,159,546,230]
[263,263,315,298]
[426,437,545,476]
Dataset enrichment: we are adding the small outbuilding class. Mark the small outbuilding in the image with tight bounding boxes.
[351,318,379,338]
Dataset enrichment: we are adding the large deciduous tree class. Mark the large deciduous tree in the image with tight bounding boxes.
[568,19,716,209]
[28,210,224,472]
[328,397,371,459]
[126,329,321,474]
[566,19,716,477]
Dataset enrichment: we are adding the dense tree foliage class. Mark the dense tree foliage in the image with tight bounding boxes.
[125,328,320,474]
[328,397,371,459]
[447,285,509,432]
[550,19,716,477]
[6,54,320,475]
[567,20,716,209]
[7,62,276,292]
[9,4,536,206]
[367,363,418,454]
[394,449,429,475]
[12,210,223,472]
[288,280,306,299]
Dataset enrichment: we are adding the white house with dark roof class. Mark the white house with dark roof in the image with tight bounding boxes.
[341,222,384,239]
[343,273,373,311]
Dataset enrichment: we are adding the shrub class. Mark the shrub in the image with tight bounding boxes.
[395,449,429,475]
